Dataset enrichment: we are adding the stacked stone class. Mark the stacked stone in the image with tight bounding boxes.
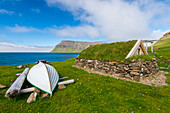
[75,58,159,81]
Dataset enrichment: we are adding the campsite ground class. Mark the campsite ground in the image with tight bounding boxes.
[0,49,170,113]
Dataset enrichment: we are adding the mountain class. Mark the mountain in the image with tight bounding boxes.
[154,31,170,50]
[51,40,105,53]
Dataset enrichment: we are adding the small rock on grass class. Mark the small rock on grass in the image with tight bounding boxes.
[16,73,22,76]
[27,92,37,103]
[58,84,66,89]
[0,84,7,89]
[42,93,49,98]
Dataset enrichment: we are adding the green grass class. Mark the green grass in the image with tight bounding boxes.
[51,48,82,53]
[154,36,170,50]
[0,54,170,113]
[149,49,170,84]
[127,55,154,62]
[79,40,137,61]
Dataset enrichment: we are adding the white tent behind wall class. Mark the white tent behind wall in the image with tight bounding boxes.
[125,39,148,59]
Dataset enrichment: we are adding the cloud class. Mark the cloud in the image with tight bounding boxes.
[6,24,99,39]
[144,29,170,40]
[0,42,54,52]
[0,9,14,15]
[47,25,99,38]
[31,8,40,13]
[6,24,41,32]
[46,0,170,40]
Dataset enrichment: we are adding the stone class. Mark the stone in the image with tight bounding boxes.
[119,74,125,77]
[124,60,131,65]
[80,59,86,62]
[133,76,140,81]
[109,61,117,65]
[152,58,156,61]
[58,84,66,89]
[131,59,136,63]
[118,64,123,68]
[123,67,129,71]
[16,73,22,76]
[78,63,84,67]
[0,84,7,89]
[101,70,106,73]
[87,60,94,63]
[16,65,24,69]
[42,93,49,98]
[103,66,110,70]
[130,71,140,76]
[129,67,140,70]
[130,63,140,67]
[132,70,141,72]
[125,74,131,79]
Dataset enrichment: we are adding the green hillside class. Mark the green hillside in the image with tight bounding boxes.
[51,40,104,53]
[154,31,170,50]
[51,47,82,53]
[78,40,137,61]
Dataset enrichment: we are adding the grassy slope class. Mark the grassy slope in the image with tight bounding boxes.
[51,41,88,53]
[79,40,137,61]
[0,55,170,113]
[51,48,82,53]
[154,33,170,50]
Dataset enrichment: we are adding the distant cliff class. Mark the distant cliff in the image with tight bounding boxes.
[51,40,105,53]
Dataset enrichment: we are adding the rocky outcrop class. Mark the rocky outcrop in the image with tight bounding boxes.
[51,40,105,53]
[75,58,159,81]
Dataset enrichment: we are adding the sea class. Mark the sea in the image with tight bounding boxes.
[0,53,79,66]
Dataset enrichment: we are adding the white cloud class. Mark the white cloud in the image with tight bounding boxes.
[31,8,40,13]
[46,0,170,40]
[6,24,99,39]
[0,42,54,52]
[144,29,170,40]
[6,24,41,32]
[0,9,14,15]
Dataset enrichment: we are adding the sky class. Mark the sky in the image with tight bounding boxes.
[0,0,169,52]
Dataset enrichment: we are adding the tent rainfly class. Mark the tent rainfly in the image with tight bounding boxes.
[125,39,148,59]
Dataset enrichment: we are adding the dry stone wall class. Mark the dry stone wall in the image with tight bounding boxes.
[75,58,159,81]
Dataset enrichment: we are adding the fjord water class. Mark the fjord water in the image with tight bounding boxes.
[0,53,79,66]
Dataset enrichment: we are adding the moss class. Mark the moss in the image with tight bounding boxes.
[126,55,154,62]
[78,40,137,61]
